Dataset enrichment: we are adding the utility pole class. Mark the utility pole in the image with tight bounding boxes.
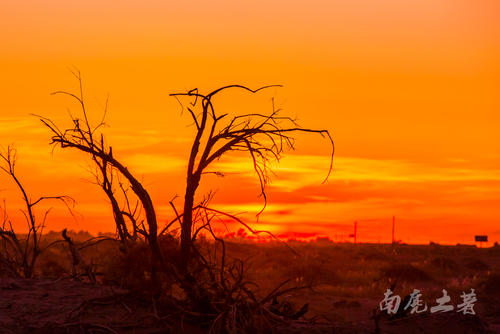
[392,216,395,244]
[354,221,357,244]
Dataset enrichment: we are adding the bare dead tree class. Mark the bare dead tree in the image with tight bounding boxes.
[36,71,163,289]
[170,85,334,266]
[34,77,334,330]
[61,228,97,282]
[162,85,334,324]
[0,200,25,277]
[0,145,74,278]
[90,156,143,248]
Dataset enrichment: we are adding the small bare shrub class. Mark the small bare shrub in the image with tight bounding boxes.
[383,263,432,283]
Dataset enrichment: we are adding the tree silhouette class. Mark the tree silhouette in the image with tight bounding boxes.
[0,145,74,277]
[37,71,164,290]
[37,77,334,325]
[170,85,334,266]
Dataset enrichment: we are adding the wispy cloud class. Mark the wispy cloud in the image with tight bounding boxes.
[123,153,187,174]
[0,117,46,135]
[212,154,500,192]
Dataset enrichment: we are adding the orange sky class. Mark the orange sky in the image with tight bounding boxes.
[1,0,499,245]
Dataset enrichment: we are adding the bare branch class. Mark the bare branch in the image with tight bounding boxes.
[172,84,332,270]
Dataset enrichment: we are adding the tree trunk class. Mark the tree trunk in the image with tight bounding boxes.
[111,162,163,296]
[180,174,199,267]
[106,189,128,246]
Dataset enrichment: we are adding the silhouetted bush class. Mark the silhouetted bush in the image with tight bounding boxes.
[430,256,459,271]
[481,273,500,296]
[465,258,490,271]
[383,263,432,283]
[100,234,180,296]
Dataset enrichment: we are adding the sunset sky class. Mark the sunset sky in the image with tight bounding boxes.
[1,0,499,245]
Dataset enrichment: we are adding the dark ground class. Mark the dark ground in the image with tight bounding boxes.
[1,240,499,333]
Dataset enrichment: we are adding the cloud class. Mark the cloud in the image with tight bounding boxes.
[0,117,40,134]
[123,153,186,174]
[215,154,500,191]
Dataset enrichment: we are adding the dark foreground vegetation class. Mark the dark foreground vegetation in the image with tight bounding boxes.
[0,234,499,333]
